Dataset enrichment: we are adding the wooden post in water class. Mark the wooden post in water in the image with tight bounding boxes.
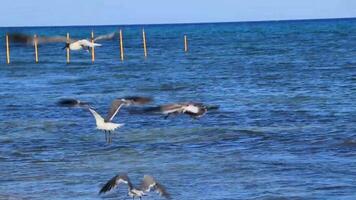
[119,29,124,61]
[91,30,95,63]
[66,33,70,63]
[184,35,188,52]
[142,28,147,58]
[34,34,39,63]
[5,34,10,64]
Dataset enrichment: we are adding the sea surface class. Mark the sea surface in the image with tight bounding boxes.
[0,19,355,200]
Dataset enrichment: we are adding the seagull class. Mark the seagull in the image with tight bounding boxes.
[8,32,117,45]
[88,96,152,143]
[99,173,170,200]
[63,39,102,52]
[57,98,88,107]
[144,102,209,119]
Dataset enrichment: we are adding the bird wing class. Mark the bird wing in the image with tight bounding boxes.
[155,182,171,199]
[8,33,77,44]
[94,32,116,42]
[105,99,125,122]
[140,175,170,199]
[57,98,88,107]
[89,108,104,123]
[39,36,72,43]
[122,96,152,105]
[99,174,132,194]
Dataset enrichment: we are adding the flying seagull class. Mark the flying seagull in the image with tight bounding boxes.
[88,96,152,143]
[8,32,117,45]
[63,39,102,52]
[144,102,210,119]
[99,173,170,200]
[57,98,89,107]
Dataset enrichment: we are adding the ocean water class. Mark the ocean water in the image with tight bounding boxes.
[0,19,355,200]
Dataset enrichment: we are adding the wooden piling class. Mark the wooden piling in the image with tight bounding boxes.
[34,34,39,63]
[91,31,95,63]
[142,28,147,58]
[66,33,70,63]
[5,34,10,64]
[119,29,124,61]
[184,35,188,52]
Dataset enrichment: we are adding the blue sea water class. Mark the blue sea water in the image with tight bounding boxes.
[0,18,355,200]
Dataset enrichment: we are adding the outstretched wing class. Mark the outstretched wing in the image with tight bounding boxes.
[38,36,71,43]
[94,32,116,42]
[122,96,152,105]
[57,98,88,107]
[105,99,125,122]
[155,182,171,199]
[99,174,132,194]
[140,175,171,199]
[8,33,76,44]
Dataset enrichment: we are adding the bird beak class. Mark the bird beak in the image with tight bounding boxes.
[62,43,69,50]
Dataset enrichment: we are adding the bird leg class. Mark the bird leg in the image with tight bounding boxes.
[109,131,112,144]
[105,131,109,144]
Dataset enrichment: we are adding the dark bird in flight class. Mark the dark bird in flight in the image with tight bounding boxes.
[57,98,89,107]
[99,173,170,200]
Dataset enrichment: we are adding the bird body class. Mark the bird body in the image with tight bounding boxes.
[155,102,208,118]
[88,108,124,132]
[99,174,170,200]
[66,39,101,51]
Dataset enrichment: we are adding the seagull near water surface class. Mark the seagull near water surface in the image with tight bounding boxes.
[9,32,116,44]
[63,39,101,52]
[8,32,117,52]
[144,102,219,119]
[99,173,170,200]
[58,96,151,143]
[89,97,151,143]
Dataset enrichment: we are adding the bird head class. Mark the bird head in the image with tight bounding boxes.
[62,43,70,50]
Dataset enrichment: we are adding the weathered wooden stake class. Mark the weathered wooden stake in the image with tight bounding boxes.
[184,35,188,52]
[5,34,10,64]
[34,34,39,63]
[119,29,124,61]
[91,31,95,63]
[142,28,147,58]
[66,33,70,63]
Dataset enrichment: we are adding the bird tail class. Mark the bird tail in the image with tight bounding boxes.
[114,123,125,129]
[92,43,102,47]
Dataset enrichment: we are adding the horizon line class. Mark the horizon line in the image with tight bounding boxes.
[0,17,355,28]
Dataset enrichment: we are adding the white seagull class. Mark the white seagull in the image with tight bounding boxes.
[8,32,117,45]
[99,173,170,200]
[88,97,152,143]
[63,39,102,52]
[145,102,208,119]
